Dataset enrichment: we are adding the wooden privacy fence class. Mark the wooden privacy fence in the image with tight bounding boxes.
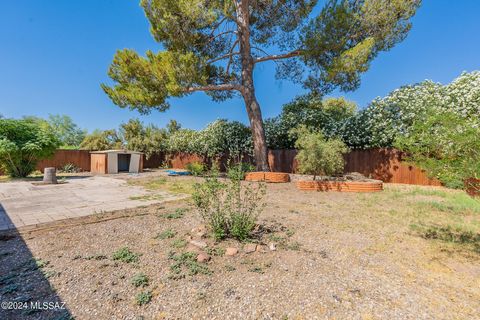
[23,148,440,186]
[269,149,441,186]
[36,150,91,172]
[163,149,441,186]
[344,149,441,186]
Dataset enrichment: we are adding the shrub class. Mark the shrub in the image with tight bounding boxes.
[0,118,59,177]
[131,273,149,287]
[293,126,349,180]
[168,251,212,279]
[59,163,80,173]
[265,95,357,149]
[395,108,480,189]
[155,229,176,240]
[340,71,480,149]
[226,161,255,181]
[192,173,266,241]
[135,291,152,305]
[166,120,253,159]
[112,247,139,263]
[186,161,205,176]
[165,208,187,219]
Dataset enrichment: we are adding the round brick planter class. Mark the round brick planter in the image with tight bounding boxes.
[465,178,480,197]
[245,172,290,183]
[296,180,383,192]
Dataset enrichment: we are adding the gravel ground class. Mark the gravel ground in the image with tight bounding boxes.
[1,180,479,320]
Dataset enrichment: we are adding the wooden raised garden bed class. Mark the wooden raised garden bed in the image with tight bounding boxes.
[245,172,290,183]
[296,180,383,192]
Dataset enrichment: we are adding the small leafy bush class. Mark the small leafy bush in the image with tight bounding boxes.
[293,126,349,180]
[168,252,212,279]
[205,246,226,257]
[192,172,266,241]
[155,229,176,240]
[135,291,152,305]
[186,161,205,176]
[165,208,187,219]
[112,247,139,263]
[59,163,80,173]
[131,273,149,287]
[171,238,187,249]
[226,161,255,181]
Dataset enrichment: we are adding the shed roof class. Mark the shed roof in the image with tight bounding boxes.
[89,149,143,155]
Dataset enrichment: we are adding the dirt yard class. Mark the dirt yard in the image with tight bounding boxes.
[1,176,479,320]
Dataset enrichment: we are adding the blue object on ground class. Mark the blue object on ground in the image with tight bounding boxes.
[166,170,191,176]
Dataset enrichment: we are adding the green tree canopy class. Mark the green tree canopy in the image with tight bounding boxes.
[47,114,86,149]
[265,94,357,149]
[102,0,420,170]
[120,118,169,159]
[80,129,123,151]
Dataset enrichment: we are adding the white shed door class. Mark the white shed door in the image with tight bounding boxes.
[129,154,140,173]
[107,153,118,174]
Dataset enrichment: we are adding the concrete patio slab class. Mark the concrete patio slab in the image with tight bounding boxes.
[0,175,185,230]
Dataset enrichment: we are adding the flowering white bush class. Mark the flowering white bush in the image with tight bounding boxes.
[169,71,480,155]
[341,71,480,148]
[166,129,201,154]
[166,120,253,159]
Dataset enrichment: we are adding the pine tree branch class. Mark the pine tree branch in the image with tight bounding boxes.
[207,51,241,64]
[184,84,241,93]
[208,30,237,43]
[254,50,302,63]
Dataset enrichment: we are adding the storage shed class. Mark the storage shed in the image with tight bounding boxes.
[90,150,143,174]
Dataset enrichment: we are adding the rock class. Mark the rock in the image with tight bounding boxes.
[243,243,257,254]
[189,240,208,249]
[196,231,207,239]
[268,243,277,251]
[225,247,238,256]
[345,172,366,181]
[191,225,207,238]
[197,253,211,263]
[185,244,202,253]
[256,245,266,253]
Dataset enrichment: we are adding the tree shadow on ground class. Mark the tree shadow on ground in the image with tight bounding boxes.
[0,204,72,320]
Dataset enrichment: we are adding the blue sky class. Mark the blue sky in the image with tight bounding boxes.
[1,0,479,131]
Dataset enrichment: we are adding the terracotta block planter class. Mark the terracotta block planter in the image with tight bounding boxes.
[296,180,383,192]
[245,172,290,183]
[465,178,480,197]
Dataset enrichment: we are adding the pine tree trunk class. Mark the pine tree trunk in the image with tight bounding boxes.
[237,0,270,172]
[242,85,270,171]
